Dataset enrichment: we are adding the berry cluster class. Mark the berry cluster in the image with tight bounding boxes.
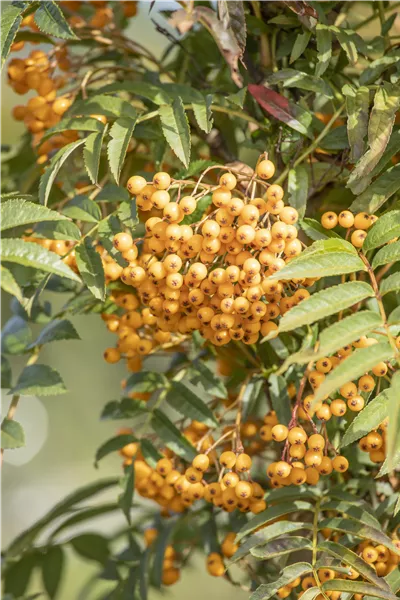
[358,420,388,465]
[101,157,323,369]
[320,210,378,248]
[119,426,267,516]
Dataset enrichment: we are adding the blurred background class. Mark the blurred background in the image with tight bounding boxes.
[1,2,248,598]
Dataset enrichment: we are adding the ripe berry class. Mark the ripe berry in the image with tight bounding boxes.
[153,171,171,190]
[347,395,364,412]
[338,210,355,228]
[274,461,291,478]
[362,546,378,563]
[307,434,325,452]
[192,453,210,472]
[219,451,236,469]
[271,424,288,442]
[235,481,253,498]
[219,172,237,190]
[222,472,239,488]
[256,159,275,179]
[288,427,307,445]
[332,455,349,472]
[330,399,347,417]
[104,348,120,363]
[236,453,252,472]
[304,451,323,467]
[113,232,133,252]
[321,211,338,229]
[351,229,367,248]
[290,467,306,485]
[156,458,173,476]
[354,212,372,230]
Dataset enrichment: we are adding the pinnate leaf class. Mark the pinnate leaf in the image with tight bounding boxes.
[278,282,374,333]
[30,319,80,347]
[1,239,80,281]
[1,4,24,67]
[34,1,78,40]
[159,98,191,167]
[251,563,312,600]
[75,237,105,301]
[151,409,196,461]
[39,140,85,206]
[364,210,400,251]
[1,418,25,449]
[313,342,394,404]
[341,389,391,447]
[379,272,400,296]
[166,381,217,427]
[10,364,67,397]
[107,116,137,184]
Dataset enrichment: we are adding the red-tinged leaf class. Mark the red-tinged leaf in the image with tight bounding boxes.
[249,84,313,139]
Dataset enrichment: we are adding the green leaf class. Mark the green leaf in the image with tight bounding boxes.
[6,478,118,557]
[166,381,217,427]
[251,536,312,559]
[189,361,228,399]
[226,87,247,108]
[228,521,311,565]
[322,580,398,600]
[42,546,64,599]
[380,272,400,296]
[251,563,312,600]
[41,117,104,142]
[387,372,400,471]
[4,551,40,597]
[269,239,365,280]
[267,69,333,98]
[315,25,332,76]
[1,199,69,232]
[321,500,381,528]
[343,84,369,163]
[1,316,31,355]
[72,94,136,119]
[1,239,80,282]
[62,195,101,223]
[278,281,374,333]
[108,116,137,184]
[192,93,213,134]
[300,218,342,241]
[290,31,311,63]
[97,214,127,268]
[151,409,196,461]
[330,26,363,65]
[313,342,394,404]
[98,81,171,104]
[10,364,67,397]
[388,306,400,325]
[95,434,137,465]
[101,397,149,420]
[1,418,25,449]
[236,501,313,542]
[279,311,383,373]
[372,240,400,269]
[369,126,400,180]
[125,371,167,394]
[84,126,107,184]
[159,98,191,167]
[30,319,80,347]
[341,389,391,447]
[34,1,78,39]
[69,533,110,563]
[1,266,23,302]
[118,462,134,524]
[75,237,105,301]
[140,439,163,468]
[318,518,400,555]
[35,220,81,241]
[350,163,400,214]
[364,210,400,252]
[348,84,400,195]
[287,165,308,219]
[319,541,390,589]
[269,374,292,425]
[2,355,12,389]
[118,201,138,230]
[377,449,400,477]
[39,140,86,206]
[96,183,130,203]
[360,55,400,86]
[1,4,23,67]
[152,522,175,588]
[51,503,119,538]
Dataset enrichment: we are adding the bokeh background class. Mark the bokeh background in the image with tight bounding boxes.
[1,2,248,598]
[2,2,394,598]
